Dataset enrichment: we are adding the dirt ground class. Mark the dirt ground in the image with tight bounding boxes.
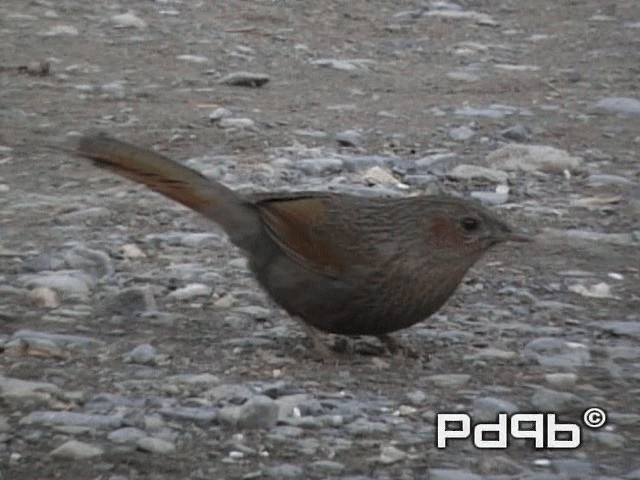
[1,1,639,479]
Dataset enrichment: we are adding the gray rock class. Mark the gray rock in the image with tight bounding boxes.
[345,418,390,436]
[449,125,475,141]
[144,232,221,248]
[590,321,640,339]
[590,431,625,448]
[205,384,253,403]
[136,436,176,454]
[448,164,508,183]
[19,271,92,297]
[219,71,270,87]
[522,337,591,369]
[552,458,594,477]
[501,124,533,141]
[473,396,519,421]
[111,12,147,29]
[378,445,407,464]
[587,174,635,186]
[62,246,114,278]
[336,130,363,147]
[209,107,232,122]
[429,469,483,480]
[455,104,518,118]
[107,427,147,444]
[167,283,212,300]
[159,406,218,423]
[488,144,582,173]
[405,390,427,405]
[425,373,471,388]
[99,286,157,316]
[592,96,640,116]
[470,189,510,205]
[530,388,584,413]
[264,464,304,478]
[0,375,62,403]
[295,158,344,175]
[11,329,103,347]
[56,207,111,223]
[124,344,166,365]
[218,117,255,129]
[219,395,279,430]
[50,440,103,459]
[308,460,345,475]
[21,411,123,428]
[540,228,637,247]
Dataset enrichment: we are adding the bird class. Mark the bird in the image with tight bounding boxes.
[75,133,529,356]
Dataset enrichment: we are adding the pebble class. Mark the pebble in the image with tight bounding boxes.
[264,464,304,478]
[218,118,256,129]
[124,344,166,366]
[99,286,157,316]
[522,337,590,369]
[50,440,103,459]
[120,243,146,259]
[20,271,92,298]
[448,164,508,183]
[336,130,363,147]
[473,397,519,421]
[108,427,147,444]
[136,436,176,454]
[209,107,233,122]
[362,166,398,186]
[0,375,62,403]
[429,469,483,480]
[295,158,344,175]
[378,445,407,464]
[219,395,279,430]
[455,104,519,118]
[111,12,147,29]
[488,144,582,173]
[61,246,114,278]
[530,388,584,413]
[592,97,640,117]
[591,321,640,339]
[26,286,61,308]
[176,54,208,64]
[219,71,270,87]
[545,372,578,388]
[540,228,637,246]
[307,460,345,475]
[425,373,471,388]
[21,411,123,429]
[11,329,103,347]
[168,283,212,300]
[501,124,533,141]
[448,125,475,141]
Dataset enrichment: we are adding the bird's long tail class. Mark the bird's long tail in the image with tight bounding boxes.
[76,134,262,249]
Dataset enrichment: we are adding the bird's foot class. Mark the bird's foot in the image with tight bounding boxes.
[376,334,421,359]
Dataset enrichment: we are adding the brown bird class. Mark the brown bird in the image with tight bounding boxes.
[76,134,529,356]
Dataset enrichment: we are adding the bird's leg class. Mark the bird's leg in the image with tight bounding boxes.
[294,318,335,360]
[377,334,420,358]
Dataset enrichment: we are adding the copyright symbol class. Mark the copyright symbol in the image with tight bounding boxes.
[583,407,607,429]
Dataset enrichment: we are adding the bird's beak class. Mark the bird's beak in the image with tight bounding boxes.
[504,229,532,243]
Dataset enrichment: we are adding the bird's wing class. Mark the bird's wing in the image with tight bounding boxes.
[255,194,353,278]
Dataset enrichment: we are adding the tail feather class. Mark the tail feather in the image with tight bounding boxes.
[76,134,261,248]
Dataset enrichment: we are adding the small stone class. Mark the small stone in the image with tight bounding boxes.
[176,54,208,63]
[308,460,345,475]
[219,395,279,430]
[592,97,640,117]
[545,373,578,388]
[336,130,363,147]
[295,158,344,175]
[44,25,79,36]
[108,427,147,444]
[473,397,519,422]
[264,464,304,478]
[136,436,176,454]
[429,469,483,480]
[168,283,212,300]
[111,12,147,29]
[0,376,62,403]
[448,125,475,141]
[209,107,233,122]
[522,337,590,369]
[591,431,625,448]
[124,344,164,365]
[362,166,398,186]
[425,373,470,388]
[568,282,613,298]
[11,329,103,347]
[219,72,270,87]
[405,390,427,405]
[27,286,61,308]
[531,388,584,413]
[50,440,103,459]
[378,445,407,464]
[21,271,91,298]
[488,144,582,173]
[120,244,146,259]
[99,286,157,316]
[20,411,123,429]
[218,118,255,129]
[448,164,508,183]
[501,124,533,141]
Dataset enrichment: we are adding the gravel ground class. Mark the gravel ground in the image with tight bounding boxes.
[1,1,639,479]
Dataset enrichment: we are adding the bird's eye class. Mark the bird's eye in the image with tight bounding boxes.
[460,217,480,232]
